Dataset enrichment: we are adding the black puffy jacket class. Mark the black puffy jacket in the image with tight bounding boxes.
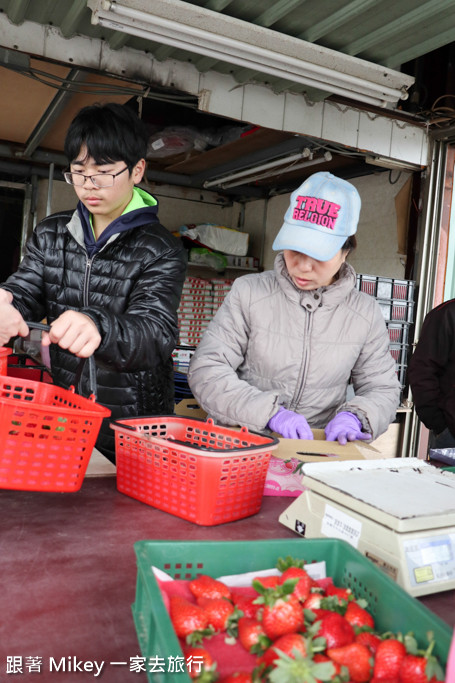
[2,202,187,462]
[408,298,455,437]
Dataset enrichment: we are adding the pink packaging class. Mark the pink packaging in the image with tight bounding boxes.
[263,456,307,497]
[447,629,455,682]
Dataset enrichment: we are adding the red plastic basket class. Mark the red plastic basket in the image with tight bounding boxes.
[0,347,11,375]
[7,353,53,383]
[0,372,111,492]
[111,416,280,526]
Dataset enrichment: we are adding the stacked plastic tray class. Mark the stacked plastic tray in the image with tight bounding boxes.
[177,276,214,347]
[356,274,415,394]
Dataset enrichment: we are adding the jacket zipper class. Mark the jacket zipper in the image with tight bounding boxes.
[290,307,313,409]
[83,257,94,306]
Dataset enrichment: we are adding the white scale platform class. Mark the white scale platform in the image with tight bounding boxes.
[279,458,455,596]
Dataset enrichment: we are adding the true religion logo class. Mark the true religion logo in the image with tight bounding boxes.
[292,195,341,230]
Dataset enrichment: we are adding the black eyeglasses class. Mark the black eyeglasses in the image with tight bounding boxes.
[63,166,129,188]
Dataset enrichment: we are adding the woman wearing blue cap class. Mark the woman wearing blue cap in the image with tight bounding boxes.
[188,172,400,444]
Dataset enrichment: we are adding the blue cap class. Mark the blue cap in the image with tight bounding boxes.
[272,171,361,261]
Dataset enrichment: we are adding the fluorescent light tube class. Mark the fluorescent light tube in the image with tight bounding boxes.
[366,155,422,171]
[203,148,312,189]
[89,0,414,108]
[218,152,333,189]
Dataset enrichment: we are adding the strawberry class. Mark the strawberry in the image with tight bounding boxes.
[370,679,400,683]
[260,632,307,668]
[262,593,304,640]
[306,607,333,623]
[277,556,314,602]
[266,649,336,683]
[302,592,324,611]
[355,630,382,654]
[399,653,443,683]
[189,574,231,601]
[231,592,261,619]
[237,616,270,654]
[169,595,209,640]
[183,645,216,680]
[253,574,280,589]
[344,601,375,630]
[325,584,353,602]
[327,642,373,682]
[198,597,236,633]
[373,638,406,680]
[279,566,314,602]
[315,611,355,649]
[253,579,304,640]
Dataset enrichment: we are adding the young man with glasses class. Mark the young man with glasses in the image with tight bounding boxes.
[0,102,187,463]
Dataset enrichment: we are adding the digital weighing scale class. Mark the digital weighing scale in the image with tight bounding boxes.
[279,458,455,596]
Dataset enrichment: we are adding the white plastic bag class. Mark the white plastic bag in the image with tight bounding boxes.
[183,223,249,256]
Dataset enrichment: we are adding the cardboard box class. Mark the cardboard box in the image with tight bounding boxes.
[272,429,369,462]
[174,400,371,462]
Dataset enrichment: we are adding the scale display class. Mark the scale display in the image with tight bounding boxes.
[404,534,455,588]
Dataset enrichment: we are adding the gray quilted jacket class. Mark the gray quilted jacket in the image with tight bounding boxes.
[188,254,400,438]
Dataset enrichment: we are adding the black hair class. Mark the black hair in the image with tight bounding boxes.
[64,102,149,169]
[342,235,357,253]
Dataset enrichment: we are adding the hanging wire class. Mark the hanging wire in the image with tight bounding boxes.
[0,59,198,108]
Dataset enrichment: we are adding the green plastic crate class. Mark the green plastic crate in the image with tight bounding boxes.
[132,538,452,683]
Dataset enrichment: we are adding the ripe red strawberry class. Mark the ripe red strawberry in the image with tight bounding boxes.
[183,645,216,680]
[169,595,209,639]
[307,607,333,623]
[231,592,261,619]
[325,584,353,602]
[253,574,280,589]
[370,678,399,683]
[237,616,270,654]
[399,653,441,683]
[316,611,355,649]
[355,630,382,654]
[260,593,304,640]
[279,566,314,602]
[198,597,236,632]
[302,592,324,611]
[276,556,316,602]
[260,632,307,668]
[345,601,375,630]
[265,648,335,682]
[253,578,305,640]
[373,638,406,680]
[189,574,231,601]
[327,642,373,682]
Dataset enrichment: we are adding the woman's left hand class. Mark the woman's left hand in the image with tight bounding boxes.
[325,411,372,445]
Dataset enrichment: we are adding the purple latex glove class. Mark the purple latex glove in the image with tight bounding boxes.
[267,407,313,440]
[325,411,372,445]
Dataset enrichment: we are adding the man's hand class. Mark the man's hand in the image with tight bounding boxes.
[41,311,101,358]
[0,289,13,305]
[0,294,29,346]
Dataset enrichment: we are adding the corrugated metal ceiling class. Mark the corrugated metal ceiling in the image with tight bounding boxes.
[1,0,454,98]
[0,0,454,196]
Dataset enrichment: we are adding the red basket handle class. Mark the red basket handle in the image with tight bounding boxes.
[25,321,98,400]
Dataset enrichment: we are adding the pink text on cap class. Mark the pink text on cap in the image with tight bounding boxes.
[293,195,341,230]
